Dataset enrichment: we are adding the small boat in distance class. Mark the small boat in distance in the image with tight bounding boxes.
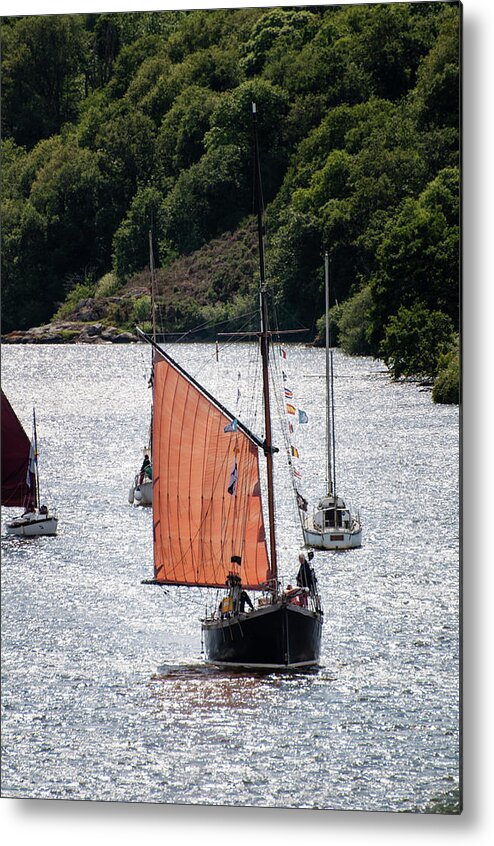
[302,253,362,551]
[141,104,323,669]
[2,391,58,537]
[129,231,156,508]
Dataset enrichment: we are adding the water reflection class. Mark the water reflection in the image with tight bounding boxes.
[149,662,323,713]
[1,344,459,811]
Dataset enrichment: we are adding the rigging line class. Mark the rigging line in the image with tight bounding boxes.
[139,329,265,451]
[157,314,262,412]
[271,370,301,514]
[158,308,260,349]
[210,314,261,365]
[162,585,207,611]
[269,341,306,529]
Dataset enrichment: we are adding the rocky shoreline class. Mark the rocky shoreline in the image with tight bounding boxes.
[1,321,139,344]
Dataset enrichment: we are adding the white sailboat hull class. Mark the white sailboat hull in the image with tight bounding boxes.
[129,479,153,507]
[6,512,58,536]
[303,492,362,550]
[303,521,362,550]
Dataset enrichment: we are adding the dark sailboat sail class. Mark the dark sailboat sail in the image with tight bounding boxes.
[1,390,35,509]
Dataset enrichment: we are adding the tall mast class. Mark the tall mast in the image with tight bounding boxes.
[32,408,40,509]
[149,229,157,345]
[148,230,156,455]
[252,102,278,593]
[325,251,333,496]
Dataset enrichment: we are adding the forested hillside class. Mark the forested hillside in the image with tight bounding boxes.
[1,4,460,400]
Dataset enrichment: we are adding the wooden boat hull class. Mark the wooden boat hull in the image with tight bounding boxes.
[202,602,323,670]
[6,514,58,537]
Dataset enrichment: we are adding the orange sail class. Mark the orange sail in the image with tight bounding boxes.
[152,348,270,590]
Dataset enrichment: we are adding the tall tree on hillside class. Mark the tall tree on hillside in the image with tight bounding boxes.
[2,15,89,148]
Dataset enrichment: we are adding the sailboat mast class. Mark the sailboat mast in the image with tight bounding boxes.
[149,229,157,345]
[325,251,333,496]
[32,408,40,510]
[252,102,278,593]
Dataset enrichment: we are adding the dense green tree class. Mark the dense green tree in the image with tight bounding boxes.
[241,7,319,76]
[2,135,105,331]
[205,79,290,202]
[124,54,177,125]
[2,15,89,148]
[335,285,374,356]
[1,197,48,332]
[411,3,460,131]
[106,35,164,99]
[165,8,259,63]
[86,14,121,89]
[161,145,245,255]
[112,187,167,281]
[432,334,460,404]
[379,303,455,380]
[89,102,157,211]
[369,166,459,346]
[267,210,323,330]
[339,2,438,101]
[112,9,187,47]
[156,86,219,179]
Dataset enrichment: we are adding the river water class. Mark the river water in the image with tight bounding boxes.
[1,342,460,813]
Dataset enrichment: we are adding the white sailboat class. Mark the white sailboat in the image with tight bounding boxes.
[128,442,153,507]
[302,252,362,550]
[128,231,156,508]
[2,395,58,537]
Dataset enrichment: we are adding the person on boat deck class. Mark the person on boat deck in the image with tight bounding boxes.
[39,504,48,515]
[218,587,253,616]
[239,589,253,613]
[139,454,151,483]
[296,553,316,594]
[285,584,301,606]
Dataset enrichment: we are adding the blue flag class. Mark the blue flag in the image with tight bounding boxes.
[227,460,238,495]
[298,409,308,424]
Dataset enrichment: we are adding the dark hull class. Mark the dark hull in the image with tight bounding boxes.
[202,603,323,670]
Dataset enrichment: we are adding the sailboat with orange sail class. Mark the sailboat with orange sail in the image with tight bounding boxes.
[141,104,323,669]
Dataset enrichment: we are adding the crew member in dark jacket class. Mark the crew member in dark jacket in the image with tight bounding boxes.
[296,553,316,593]
[240,590,253,613]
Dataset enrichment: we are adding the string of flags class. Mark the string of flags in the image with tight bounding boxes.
[222,350,309,506]
[279,346,309,509]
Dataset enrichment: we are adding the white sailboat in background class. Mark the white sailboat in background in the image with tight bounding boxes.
[2,394,58,537]
[128,230,156,508]
[302,252,362,551]
[128,441,153,507]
